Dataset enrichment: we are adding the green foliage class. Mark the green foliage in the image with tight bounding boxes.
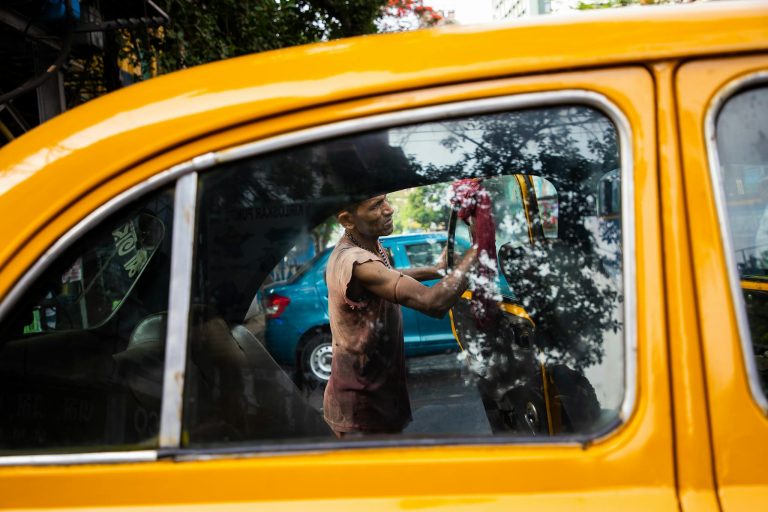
[63,52,107,107]
[430,107,621,371]
[393,183,449,233]
[312,216,341,252]
[126,0,390,74]
[65,0,438,107]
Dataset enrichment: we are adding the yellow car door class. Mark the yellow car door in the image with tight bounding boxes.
[677,55,768,511]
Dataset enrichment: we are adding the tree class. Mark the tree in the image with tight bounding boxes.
[121,0,444,78]
[432,107,622,374]
[379,0,445,32]
[145,0,388,73]
[311,217,341,253]
[66,0,441,108]
[393,183,449,233]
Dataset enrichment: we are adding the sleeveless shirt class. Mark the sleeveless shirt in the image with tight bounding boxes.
[322,236,411,432]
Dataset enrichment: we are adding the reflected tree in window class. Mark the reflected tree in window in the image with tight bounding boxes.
[426,107,624,433]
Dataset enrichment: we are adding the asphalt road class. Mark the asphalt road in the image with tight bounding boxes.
[306,353,493,436]
[404,353,493,435]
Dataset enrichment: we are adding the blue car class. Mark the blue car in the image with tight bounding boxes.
[263,232,459,384]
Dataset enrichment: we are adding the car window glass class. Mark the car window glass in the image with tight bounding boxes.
[532,176,559,239]
[713,85,768,397]
[257,203,450,387]
[0,186,174,454]
[484,175,530,249]
[598,169,620,219]
[404,241,445,267]
[22,214,165,333]
[454,220,471,260]
[184,104,625,447]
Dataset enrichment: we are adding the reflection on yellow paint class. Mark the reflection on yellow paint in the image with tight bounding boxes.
[741,280,768,292]
[398,496,496,510]
[448,309,464,350]
[459,290,534,325]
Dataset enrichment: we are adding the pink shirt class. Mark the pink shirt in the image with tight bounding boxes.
[322,236,411,433]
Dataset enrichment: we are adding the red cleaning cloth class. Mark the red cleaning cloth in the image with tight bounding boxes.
[451,179,499,328]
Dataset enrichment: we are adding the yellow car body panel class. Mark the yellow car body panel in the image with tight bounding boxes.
[653,61,720,512]
[0,1,765,510]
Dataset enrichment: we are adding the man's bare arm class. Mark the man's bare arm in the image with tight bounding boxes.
[354,247,478,318]
[401,266,443,281]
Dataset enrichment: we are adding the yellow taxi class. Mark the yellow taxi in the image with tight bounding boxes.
[0,1,766,510]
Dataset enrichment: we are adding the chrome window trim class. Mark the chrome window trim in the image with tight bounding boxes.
[158,172,198,447]
[0,89,636,465]
[704,71,768,414]
[0,450,157,467]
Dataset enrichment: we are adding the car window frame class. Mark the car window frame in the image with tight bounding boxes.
[704,70,768,413]
[0,89,636,466]
[0,167,191,467]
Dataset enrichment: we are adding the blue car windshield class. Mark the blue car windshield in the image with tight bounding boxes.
[287,249,330,284]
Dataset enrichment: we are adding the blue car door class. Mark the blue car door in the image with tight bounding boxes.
[399,239,458,355]
[385,243,422,353]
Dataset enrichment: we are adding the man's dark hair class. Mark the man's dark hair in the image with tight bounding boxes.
[338,199,363,216]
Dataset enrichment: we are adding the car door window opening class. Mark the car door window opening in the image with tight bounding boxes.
[185,99,632,448]
[0,92,636,463]
[706,75,768,411]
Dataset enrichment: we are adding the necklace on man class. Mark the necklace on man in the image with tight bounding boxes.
[345,230,392,270]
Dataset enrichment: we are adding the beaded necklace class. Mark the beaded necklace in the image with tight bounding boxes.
[345,230,392,270]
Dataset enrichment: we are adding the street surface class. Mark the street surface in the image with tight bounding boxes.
[306,353,493,435]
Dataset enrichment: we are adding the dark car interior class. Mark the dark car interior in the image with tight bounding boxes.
[0,190,174,451]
